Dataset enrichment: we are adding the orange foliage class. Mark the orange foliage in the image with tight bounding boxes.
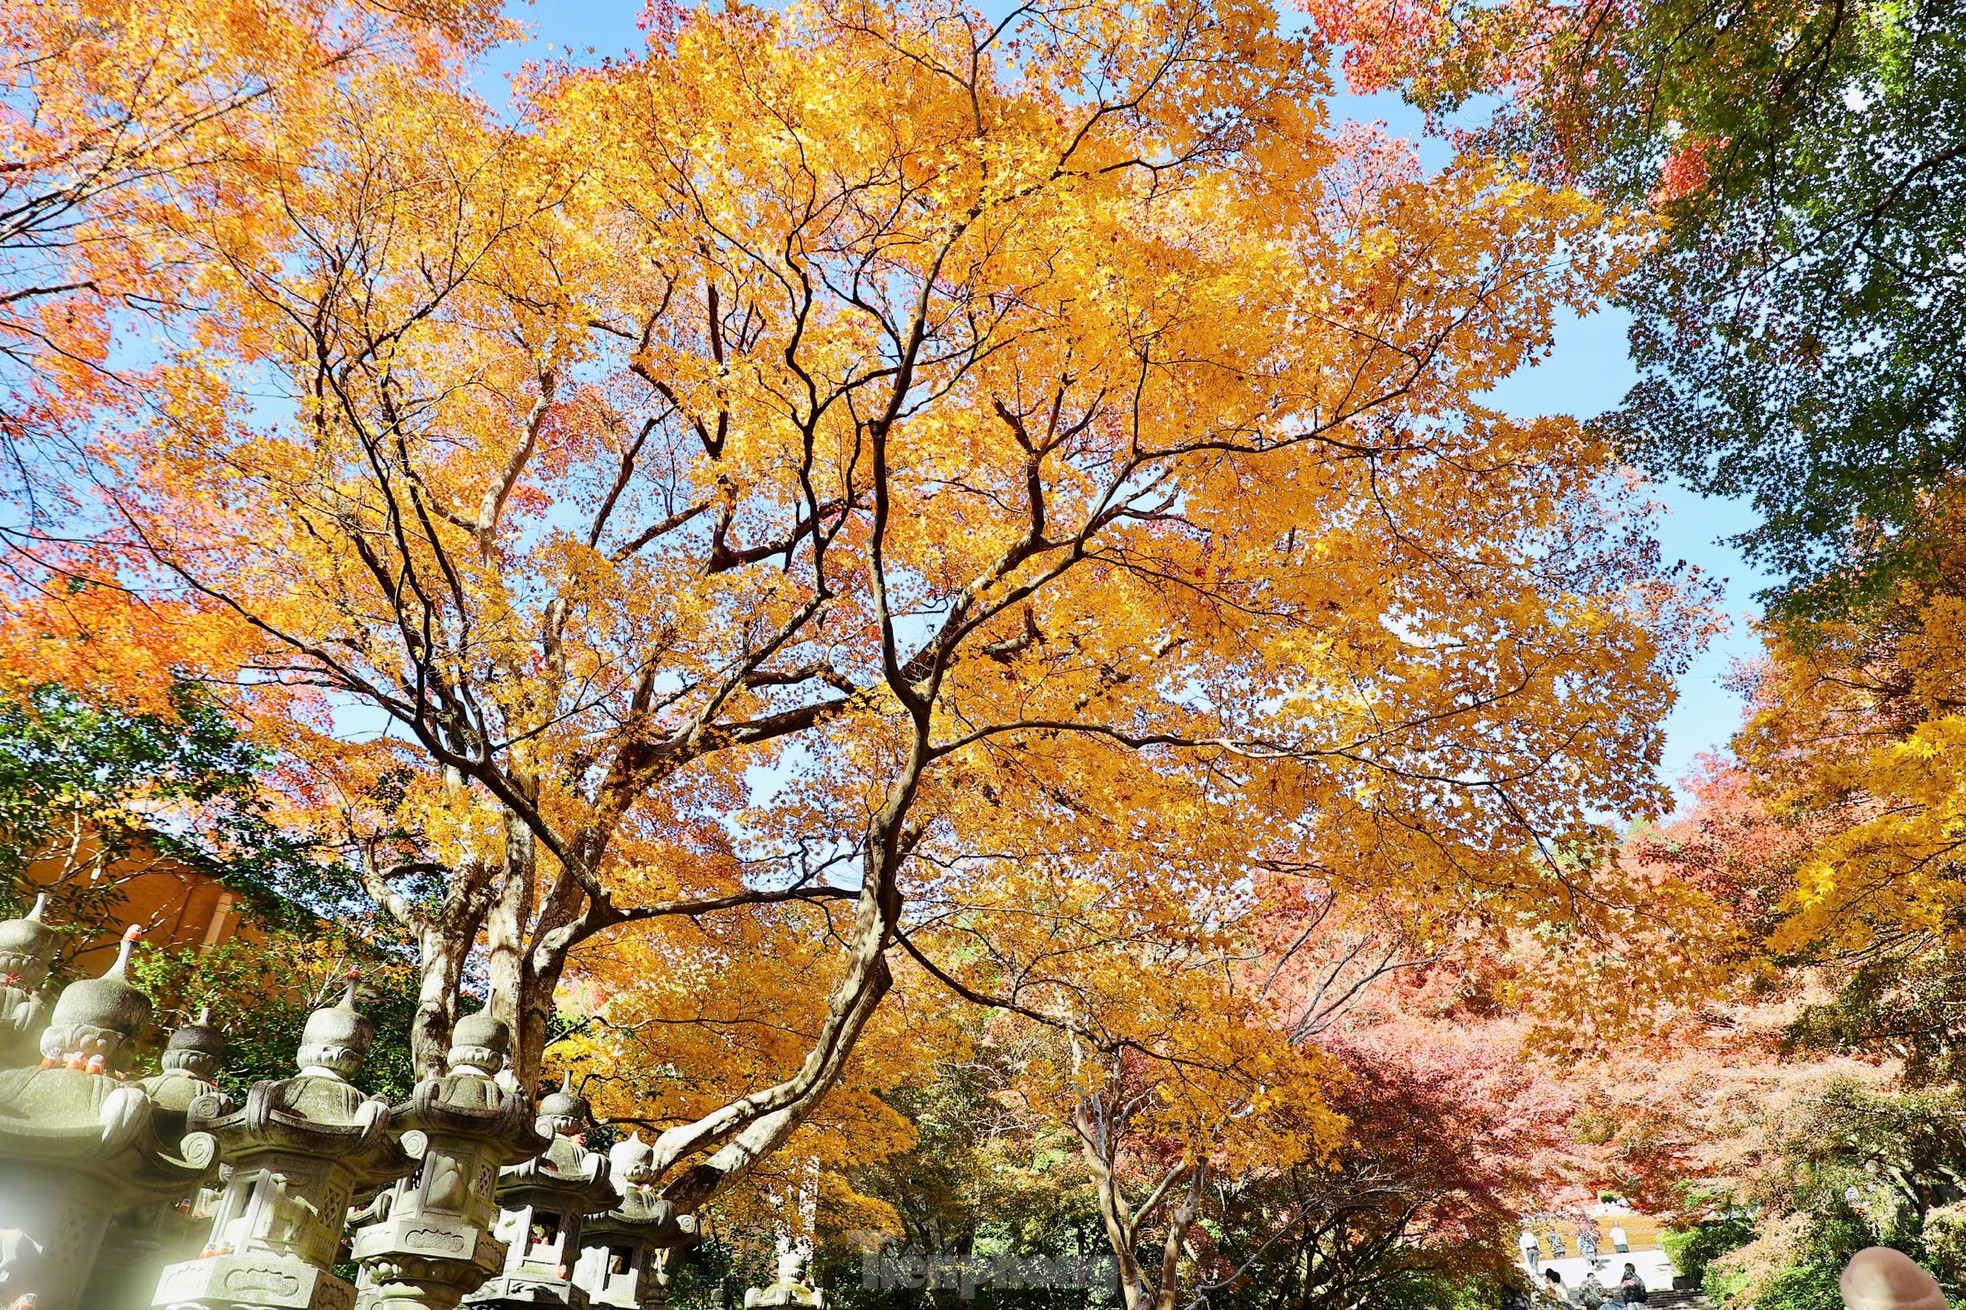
[2,0,1707,1209]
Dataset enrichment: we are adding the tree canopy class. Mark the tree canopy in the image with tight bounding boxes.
[1305,0,1966,615]
[0,0,1705,1219]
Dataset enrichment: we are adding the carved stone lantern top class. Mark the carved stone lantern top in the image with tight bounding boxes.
[161,1006,226,1080]
[608,1132,656,1189]
[0,894,59,1070]
[142,1005,232,1135]
[537,1072,588,1137]
[0,928,214,1192]
[296,974,373,1080]
[598,1132,690,1234]
[0,893,57,990]
[395,1009,548,1159]
[451,1008,511,1074]
[39,925,149,1076]
[499,1073,614,1208]
[744,1252,824,1308]
[404,1008,533,1125]
[190,976,407,1186]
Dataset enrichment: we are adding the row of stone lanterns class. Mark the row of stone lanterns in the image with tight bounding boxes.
[0,900,701,1310]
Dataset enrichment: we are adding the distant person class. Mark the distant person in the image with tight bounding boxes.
[1619,1263,1647,1304]
[1548,1228,1568,1258]
[1521,1229,1542,1271]
[1610,1225,1629,1253]
[1579,1224,1600,1260]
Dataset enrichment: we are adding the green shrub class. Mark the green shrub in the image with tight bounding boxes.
[1661,1213,1756,1287]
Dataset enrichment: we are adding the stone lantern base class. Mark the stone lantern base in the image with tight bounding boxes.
[152,1250,353,1310]
[466,1269,592,1307]
[351,1218,507,1310]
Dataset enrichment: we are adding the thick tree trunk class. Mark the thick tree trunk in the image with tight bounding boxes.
[1074,1096,1203,1310]
[1151,1164,1204,1310]
[1076,1098,1154,1310]
[516,941,566,1091]
[649,809,910,1211]
[655,947,893,1210]
[487,807,542,1079]
[411,923,469,1078]
[412,736,918,1207]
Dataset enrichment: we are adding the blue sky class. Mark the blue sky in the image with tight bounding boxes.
[490,0,1773,806]
[1481,306,1773,803]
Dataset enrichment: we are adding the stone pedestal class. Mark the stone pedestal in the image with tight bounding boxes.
[86,1010,234,1310]
[742,1253,823,1308]
[464,1077,614,1310]
[153,981,413,1310]
[351,1013,549,1310]
[572,1134,698,1310]
[88,1189,224,1310]
[0,930,218,1310]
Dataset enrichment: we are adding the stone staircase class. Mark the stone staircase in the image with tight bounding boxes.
[1644,1291,1712,1309]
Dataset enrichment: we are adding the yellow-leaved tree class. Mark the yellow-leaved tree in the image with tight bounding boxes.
[0,0,506,695]
[21,0,1700,1210]
[1736,488,1966,965]
[0,0,505,488]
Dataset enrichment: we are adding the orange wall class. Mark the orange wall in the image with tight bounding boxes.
[26,839,260,972]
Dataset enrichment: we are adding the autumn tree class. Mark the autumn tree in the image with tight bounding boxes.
[1681,501,1966,1064]
[1562,738,1966,1308]
[1053,971,1341,1310]
[835,1019,1106,1307]
[901,852,1581,1310]
[1605,756,1966,1085]
[15,0,1698,1213]
[0,0,502,511]
[665,1004,1108,1309]
[556,892,933,1263]
[0,0,507,707]
[1212,1042,1537,1309]
[907,872,1629,1310]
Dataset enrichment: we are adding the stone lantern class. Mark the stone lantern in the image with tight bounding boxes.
[144,1006,232,1134]
[350,1010,549,1310]
[83,1008,236,1310]
[465,1075,614,1309]
[0,893,59,1068]
[151,979,414,1310]
[742,1252,824,1308]
[571,1133,699,1309]
[0,928,218,1310]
